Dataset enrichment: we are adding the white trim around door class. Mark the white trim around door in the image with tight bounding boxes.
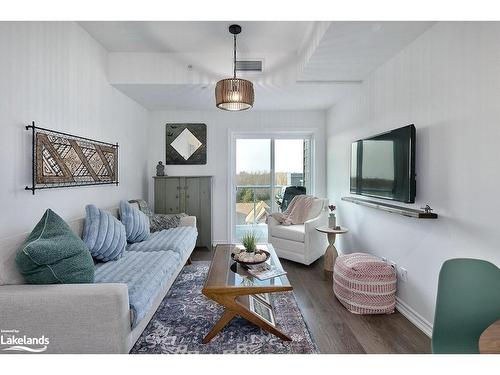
[227,130,316,244]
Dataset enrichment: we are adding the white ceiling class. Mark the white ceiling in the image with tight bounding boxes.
[80,21,435,111]
[301,21,435,81]
[113,82,359,111]
[80,21,315,53]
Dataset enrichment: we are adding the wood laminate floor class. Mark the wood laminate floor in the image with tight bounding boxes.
[191,247,431,354]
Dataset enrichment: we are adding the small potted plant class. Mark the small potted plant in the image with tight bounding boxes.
[242,231,258,253]
[232,231,269,265]
[328,204,336,228]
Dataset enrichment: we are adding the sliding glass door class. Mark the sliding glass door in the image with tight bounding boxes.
[235,139,272,243]
[233,135,312,243]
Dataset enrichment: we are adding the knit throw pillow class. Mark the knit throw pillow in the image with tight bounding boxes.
[119,200,150,243]
[16,209,95,284]
[83,204,126,262]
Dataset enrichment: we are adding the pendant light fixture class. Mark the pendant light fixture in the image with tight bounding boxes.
[215,24,254,111]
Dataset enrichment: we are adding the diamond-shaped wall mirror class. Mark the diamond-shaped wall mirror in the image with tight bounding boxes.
[166,123,207,165]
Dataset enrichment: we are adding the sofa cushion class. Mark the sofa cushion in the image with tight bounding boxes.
[149,213,188,233]
[94,250,181,327]
[128,199,153,217]
[15,209,95,284]
[119,200,150,243]
[271,224,305,243]
[127,226,197,260]
[83,204,126,262]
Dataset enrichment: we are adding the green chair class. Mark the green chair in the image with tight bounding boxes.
[432,258,500,353]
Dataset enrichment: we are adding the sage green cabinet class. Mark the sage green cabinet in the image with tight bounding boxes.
[153,176,212,249]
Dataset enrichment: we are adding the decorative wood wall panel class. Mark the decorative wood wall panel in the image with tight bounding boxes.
[26,122,119,194]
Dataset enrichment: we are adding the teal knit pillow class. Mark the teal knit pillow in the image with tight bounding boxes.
[16,209,95,284]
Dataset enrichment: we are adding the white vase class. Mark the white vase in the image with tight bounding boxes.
[329,214,336,228]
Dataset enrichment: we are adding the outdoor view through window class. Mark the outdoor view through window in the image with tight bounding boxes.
[235,138,310,242]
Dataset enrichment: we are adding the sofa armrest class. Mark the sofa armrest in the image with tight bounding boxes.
[180,215,197,228]
[0,283,130,354]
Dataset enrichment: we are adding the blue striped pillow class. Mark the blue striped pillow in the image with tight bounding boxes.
[119,200,150,243]
[83,205,126,262]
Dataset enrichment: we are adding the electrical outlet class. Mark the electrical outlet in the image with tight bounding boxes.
[399,267,408,282]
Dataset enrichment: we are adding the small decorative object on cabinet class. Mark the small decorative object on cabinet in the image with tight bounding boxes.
[25,122,118,194]
[156,161,165,176]
[153,176,212,249]
[328,204,336,228]
[166,123,207,165]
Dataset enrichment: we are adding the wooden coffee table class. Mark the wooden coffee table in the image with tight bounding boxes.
[202,243,293,343]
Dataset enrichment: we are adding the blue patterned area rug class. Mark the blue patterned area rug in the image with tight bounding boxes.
[130,261,319,354]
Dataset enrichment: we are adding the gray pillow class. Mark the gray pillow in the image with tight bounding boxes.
[83,205,126,262]
[119,200,150,243]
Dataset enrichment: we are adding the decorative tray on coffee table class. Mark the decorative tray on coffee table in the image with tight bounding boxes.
[231,249,271,267]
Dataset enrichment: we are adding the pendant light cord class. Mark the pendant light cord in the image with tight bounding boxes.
[233,33,237,79]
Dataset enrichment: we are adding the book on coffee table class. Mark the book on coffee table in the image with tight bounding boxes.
[247,263,287,280]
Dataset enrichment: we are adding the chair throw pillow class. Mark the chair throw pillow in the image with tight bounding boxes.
[119,200,150,243]
[83,204,126,262]
[15,209,95,284]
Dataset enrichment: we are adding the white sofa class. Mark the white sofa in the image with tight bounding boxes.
[0,207,196,354]
[268,197,329,265]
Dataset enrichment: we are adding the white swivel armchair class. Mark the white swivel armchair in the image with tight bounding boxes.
[267,197,329,265]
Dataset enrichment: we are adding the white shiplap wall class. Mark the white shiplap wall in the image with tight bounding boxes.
[148,110,327,243]
[0,22,151,238]
[326,21,500,331]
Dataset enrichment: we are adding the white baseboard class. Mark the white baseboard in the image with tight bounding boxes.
[395,297,433,338]
[211,240,229,247]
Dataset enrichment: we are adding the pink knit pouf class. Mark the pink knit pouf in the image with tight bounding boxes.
[333,252,397,314]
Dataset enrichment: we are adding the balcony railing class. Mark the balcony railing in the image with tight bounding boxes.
[235,184,289,224]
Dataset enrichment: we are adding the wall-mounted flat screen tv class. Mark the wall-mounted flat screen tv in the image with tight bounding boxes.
[350,124,416,203]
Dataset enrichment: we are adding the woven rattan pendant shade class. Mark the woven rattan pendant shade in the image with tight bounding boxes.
[215,78,254,111]
[215,24,254,111]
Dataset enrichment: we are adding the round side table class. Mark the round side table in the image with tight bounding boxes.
[479,319,500,354]
[315,226,349,272]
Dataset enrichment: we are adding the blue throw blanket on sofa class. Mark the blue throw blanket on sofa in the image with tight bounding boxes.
[94,226,198,328]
